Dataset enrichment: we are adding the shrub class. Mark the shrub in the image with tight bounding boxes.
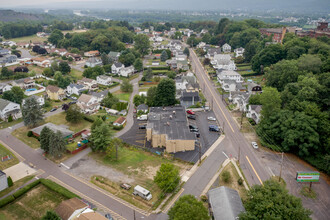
[113,125,123,130]
[7,115,13,122]
[40,179,79,199]
[7,176,13,187]
[222,171,232,183]
[13,179,40,199]
[0,195,15,208]
[27,131,33,137]
[200,195,208,202]
[83,115,95,123]
[238,177,243,186]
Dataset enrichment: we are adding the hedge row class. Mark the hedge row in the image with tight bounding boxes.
[241,72,263,77]
[143,66,170,71]
[13,179,41,199]
[40,179,79,199]
[83,115,95,123]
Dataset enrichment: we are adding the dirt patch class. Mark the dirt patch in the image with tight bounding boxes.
[69,156,134,184]
[128,165,160,180]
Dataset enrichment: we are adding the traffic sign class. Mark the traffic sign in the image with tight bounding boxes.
[296,171,320,182]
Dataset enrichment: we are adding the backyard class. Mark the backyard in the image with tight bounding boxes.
[113,90,131,102]
[0,184,66,220]
[0,144,19,170]
[0,175,35,198]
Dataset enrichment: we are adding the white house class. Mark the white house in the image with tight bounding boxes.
[77,78,98,90]
[85,57,102,67]
[22,95,45,106]
[119,66,134,77]
[205,48,222,59]
[66,83,86,96]
[213,54,236,71]
[222,43,232,53]
[246,105,262,124]
[90,90,108,103]
[77,94,100,114]
[111,62,125,74]
[217,70,243,84]
[113,116,126,126]
[0,98,22,121]
[234,47,245,57]
[197,42,206,49]
[96,75,112,86]
[0,83,12,94]
[229,91,250,112]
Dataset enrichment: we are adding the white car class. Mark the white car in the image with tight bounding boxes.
[251,142,259,149]
[207,116,216,121]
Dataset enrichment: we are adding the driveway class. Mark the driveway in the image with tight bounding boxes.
[19,49,36,59]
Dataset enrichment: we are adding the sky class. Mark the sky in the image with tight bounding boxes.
[2,0,329,11]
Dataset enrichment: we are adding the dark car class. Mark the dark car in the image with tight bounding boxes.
[50,108,57,112]
[189,125,198,131]
[187,114,196,120]
[69,101,77,105]
[194,132,200,138]
[209,125,220,132]
[139,124,147,129]
[105,213,113,220]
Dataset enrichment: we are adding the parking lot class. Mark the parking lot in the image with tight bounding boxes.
[120,117,146,147]
[174,110,221,163]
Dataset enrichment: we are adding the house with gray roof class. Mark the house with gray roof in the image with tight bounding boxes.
[0,83,12,94]
[180,91,200,108]
[66,83,86,96]
[222,43,232,53]
[0,48,10,56]
[229,91,250,112]
[22,95,45,106]
[111,62,124,74]
[108,51,121,61]
[246,105,262,124]
[217,70,243,84]
[0,54,17,65]
[85,57,102,67]
[90,90,108,102]
[208,186,245,220]
[0,98,22,121]
[0,170,8,192]
[137,104,148,113]
[31,123,74,139]
[205,47,222,59]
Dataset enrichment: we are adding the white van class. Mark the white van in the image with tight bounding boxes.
[133,185,152,200]
[137,114,148,121]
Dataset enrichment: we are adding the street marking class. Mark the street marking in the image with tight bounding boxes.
[245,156,263,185]
[163,188,184,213]
[222,151,229,159]
[47,175,126,220]
[60,163,70,169]
[191,50,235,133]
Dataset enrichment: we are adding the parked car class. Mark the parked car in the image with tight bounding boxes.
[187,115,196,120]
[251,142,259,149]
[207,116,216,121]
[209,125,220,132]
[105,213,113,220]
[120,183,132,190]
[193,132,200,138]
[186,110,195,115]
[189,125,199,131]
[50,108,57,112]
[71,96,77,100]
[139,124,147,129]
[69,101,77,105]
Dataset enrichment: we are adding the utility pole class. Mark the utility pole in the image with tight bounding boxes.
[279,152,284,182]
[222,121,225,134]
[133,210,136,220]
[199,142,202,165]
[238,146,241,164]
[240,111,244,130]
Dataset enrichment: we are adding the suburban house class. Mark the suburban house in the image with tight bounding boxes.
[0,170,8,192]
[32,57,51,68]
[0,55,17,65]
[46,85,65,100]
[66,83,86,96]
[180,91,200,108]
[0,98,22,121]
[77,78,98,91]
[111,62,125,74]
[212,54,236,71]
[205,48,222,59]
[96,75,112,86]
[84,50,99,57]
[146,106,195,153]
[0,83,12,94]
[90,90,109,102]
[217,70,243,83]
[229,91,250,112]
[46,48,67,56]
[108,51,121,61]
[177,60,189,71]
[221,79,241,92]
[113,116,126,126]
[175,54,187,61]
[12,78,35,89]
[197,42,206,49]
[66,53,82,61]
[119,66,134,77]
[234,47,245,57]
[31,123,74,139]
[222,43,232,53]
[137,104,148,113]
[85,57,102,67]
[208,186,245,220]
[55,198,89,220]
[77,94,100,114]
[246,105,262,124]
[0,48,10,56]
[247,82,262,94]
[22,95,45,106]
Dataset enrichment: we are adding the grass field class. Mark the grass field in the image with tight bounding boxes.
[45,112,92,132]
[0,184,66,220]
[0,175,35,198]
[113,90,131,102]
[0,118,23,129]
[9,35,45,43]
[12,126,40,149]
[70,69,83,80]
[90,146,185,210]
[0,144,19,170]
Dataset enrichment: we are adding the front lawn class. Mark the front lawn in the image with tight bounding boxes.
[0,184,66,220]
[9,34,45,43]
[113,90,131,102]
[12,126,40,149]
[0,118,23,129]
[0,144,19,170]
[0,175,35,198]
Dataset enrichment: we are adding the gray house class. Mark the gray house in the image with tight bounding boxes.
[180,91,200,108]
[208,186,245,220]
[0,170,8,192]
[0,55,17,65]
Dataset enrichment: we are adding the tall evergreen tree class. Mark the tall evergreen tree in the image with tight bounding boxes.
[40,126,52,153]
[160,50,168,61]
[49,131,66,158]
[22,97,44,128]
[154,78,176,106]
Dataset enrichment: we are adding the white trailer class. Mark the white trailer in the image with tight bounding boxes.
[133,185,152,200]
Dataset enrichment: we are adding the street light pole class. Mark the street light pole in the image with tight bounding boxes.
[279,152,284,182]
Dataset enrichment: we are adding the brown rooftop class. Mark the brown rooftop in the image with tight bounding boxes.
[55,198,88,220]
[114,116,126,125]
[78,94,93,103]
[76,212,108,220]
[46,85,61,93]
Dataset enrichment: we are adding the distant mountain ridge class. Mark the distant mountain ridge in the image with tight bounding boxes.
[0,10,45,22]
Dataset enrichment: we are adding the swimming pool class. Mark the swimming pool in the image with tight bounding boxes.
[26,88,37,92]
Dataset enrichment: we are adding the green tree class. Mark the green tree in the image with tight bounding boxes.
[244,39,260,62]
[260,87,281,119]
[215,18,230,34]
[3,86,24,104]
[91,117,103,131]
[101,52,110,65]
[65,105,83,123]
[154,163,180,193]
[48,29,64,46]
[90,123,112,151]
[120,79,133,93]
[160,50,168,62]
[239,179,312,220]
[49,131,66,158]
[297,54,322,74]
[146,86,157,106]
[101,93,119,108]
[22,97,43,128]
[40,126,52,153]
[183,47,190,57]
[133,58,143,72]
[43,67,53,77]
[119,52,136,67]
[103,64,112,73]
[59,61,71,74]
[252,44,285,73]
[106,137,123,160]
[41,211,61,220]
[168,195,209,220]
[133,94,146,107]
[1,67,13,78]
[154,78,176,106]
[134,34,150,56]
[142,68,153,81]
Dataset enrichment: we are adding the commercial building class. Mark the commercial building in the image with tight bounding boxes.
[146,106,195,153]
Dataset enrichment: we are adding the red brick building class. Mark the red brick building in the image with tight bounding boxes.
[259,27,287,43]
